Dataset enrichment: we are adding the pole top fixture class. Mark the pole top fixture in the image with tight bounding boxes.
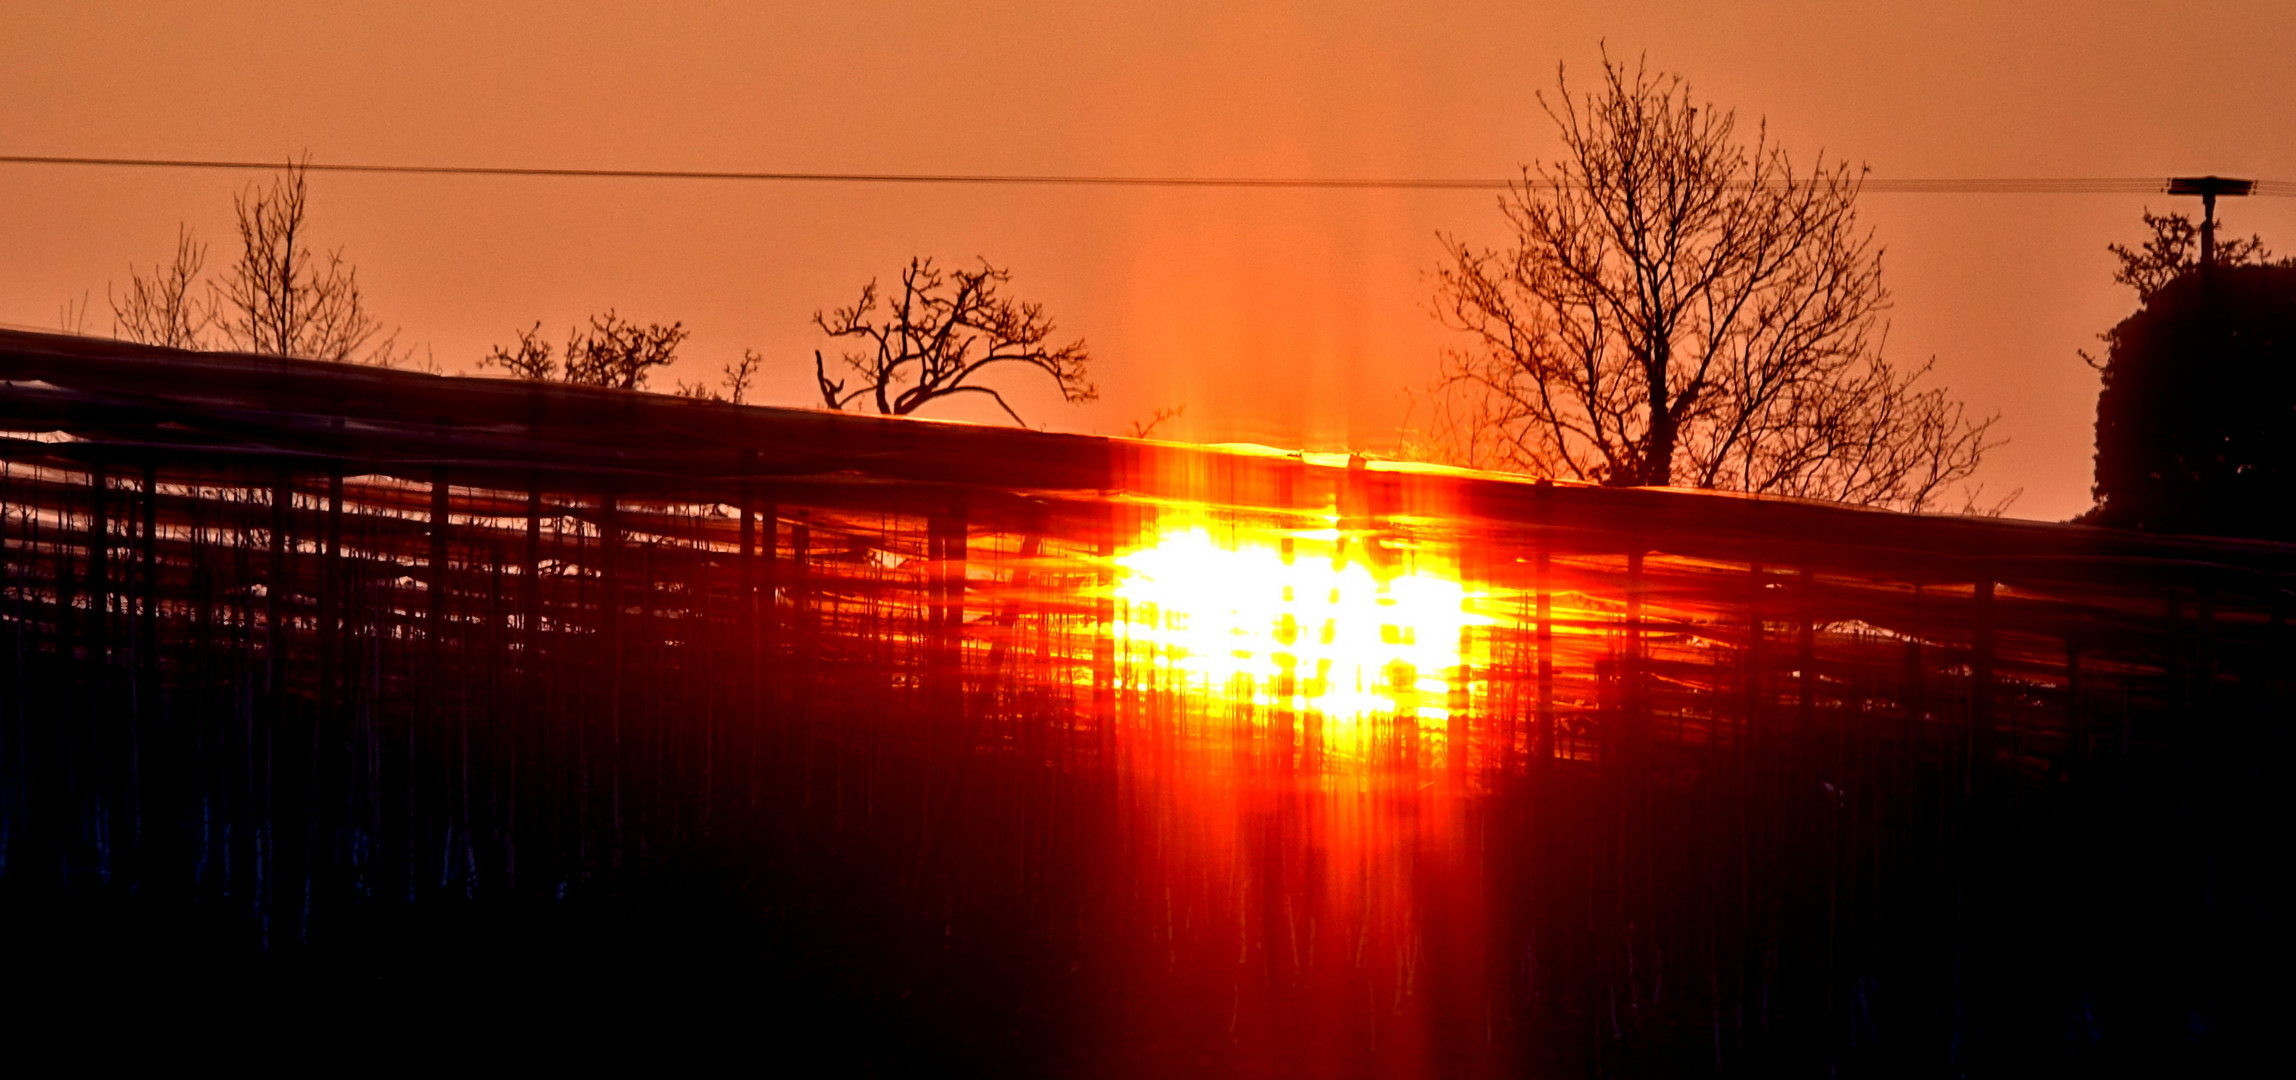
[2167,176,2256,198]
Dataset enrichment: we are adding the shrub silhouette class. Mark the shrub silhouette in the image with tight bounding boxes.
[2092,265,2296,539]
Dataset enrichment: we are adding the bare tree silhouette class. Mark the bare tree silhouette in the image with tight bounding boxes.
[57,292,94,336]
[814,257,1094,426]
[563,310,686,390]
[104,161,402,365]
[482,321,557,380]
[1429,53,1996,512]
[484,311,689,391]
[677,349,763,404]
[109,225,212,348]
[214,160,402,365]
[1128,404,1187,440]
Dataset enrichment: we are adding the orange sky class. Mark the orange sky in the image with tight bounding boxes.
[6,0,2294,521]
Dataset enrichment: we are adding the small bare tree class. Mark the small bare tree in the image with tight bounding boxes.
[484,312,688,391]
[1128,404,1187,440]
[110,225,214,349]
[676,349,763,404]
[721,350,761,405]
[214,160,402,365]
[562,311,687,390]
[814,257,1094,426]
[1431,54,1996,511]
[482,321,558,380]
[59,291,94,336]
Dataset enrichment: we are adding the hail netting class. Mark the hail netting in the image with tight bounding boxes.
[2,327,2289,1074]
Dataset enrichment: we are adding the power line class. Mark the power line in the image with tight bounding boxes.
[3,154,1504,189]
[3,154,2289,196]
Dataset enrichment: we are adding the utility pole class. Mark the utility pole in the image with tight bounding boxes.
[2166,175,2256,273]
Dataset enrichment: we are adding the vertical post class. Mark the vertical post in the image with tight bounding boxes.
[790,517,810,733]
[2064,636,2086,776]
[733,452,755,811]
[429,472,450,653]
[1742,559,1772,1039]
[737,451,757,706]
[316,466,342,910]
[1535,536,1555,769]
[1092,516,1117,772]
[87,464,113,883]
[139,461,160,851]
[935,503,969,724]
[2164,590,2186,752]
[2168,177,2254,284]
[55,471,75,690]
[88,464,109,673]
[636,541,657,834]
[1626,549,1647,761]
[2194,584,2218,826]
[269,471,291,698]
[2201,189,2218,271]
[1968,574,1995,799]
[34,462,72,886]
[759,491,779,722]
[483,539,506,880]
[1798,566,1817,748]
[1273,534,1298,774]
[1901,583,1925,764]
[320,469,342,738]
[1449,623,1472,774]
[751,488,778,806]
[1745,564,1766,758]
[517,477,540,873]
[424,471,451,897]
[599,490,622,855]
[925,514,942,655]
[982,533,1043,728]
[266,469,292,941]
[522,480,541,658]
[2197,585,2217,723]
[140,461,159,682]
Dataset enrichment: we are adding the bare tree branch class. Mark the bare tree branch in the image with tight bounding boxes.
[1128,404,1187,440]
[110,224,214,349]
[59,291,94,336]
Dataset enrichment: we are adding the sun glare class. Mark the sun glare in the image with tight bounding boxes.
[1113,526,1475,752]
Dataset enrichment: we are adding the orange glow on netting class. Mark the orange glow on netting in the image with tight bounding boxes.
[1111,525,1479,754]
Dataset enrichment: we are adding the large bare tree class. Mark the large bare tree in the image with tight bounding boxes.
[1429,55,1996,511]
[109,159,402,366]
[814,257,1094,426]
[215,160,402,365]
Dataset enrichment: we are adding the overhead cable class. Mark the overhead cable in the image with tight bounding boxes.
[1,154,2286,196]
